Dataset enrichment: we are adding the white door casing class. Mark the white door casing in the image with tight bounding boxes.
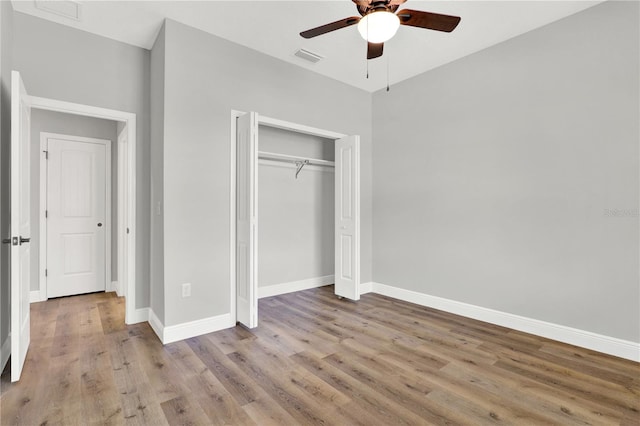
[117,128,128,297]
[25,94,136,325]
[236,112,258,328]
[335,135,360,300]
[10,70,32,382]
[46,137,109,298]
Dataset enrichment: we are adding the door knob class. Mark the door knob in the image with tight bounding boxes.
[19,236,30,245]
[97,223,103,227]
[2,238,11,244]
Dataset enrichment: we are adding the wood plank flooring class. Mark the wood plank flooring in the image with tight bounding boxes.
[1,286,638,425]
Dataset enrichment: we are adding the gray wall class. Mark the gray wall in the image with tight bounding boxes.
[160,19,372,326]
[150,24,165,323]
[258,126,335,288]
[30,109,118,292]
[12,12,151,309]
[0,0,13,355]
[372,1,639,342]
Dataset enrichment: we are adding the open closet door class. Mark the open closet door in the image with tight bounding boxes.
[10,71,32,381]
[236,112,258,328]
[335,135,360,300]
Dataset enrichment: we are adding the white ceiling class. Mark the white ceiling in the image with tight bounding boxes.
[11,0,603,92]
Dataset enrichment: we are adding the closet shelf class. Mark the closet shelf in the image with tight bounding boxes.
[257,150,335,167]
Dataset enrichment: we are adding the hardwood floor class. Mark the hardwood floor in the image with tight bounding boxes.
[1,286,638,425]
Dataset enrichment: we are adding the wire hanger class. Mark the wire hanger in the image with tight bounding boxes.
[295,160,309,179]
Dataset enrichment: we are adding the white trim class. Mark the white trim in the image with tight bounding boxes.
[30,96,133,123]
[148,309,164,342]
[116,127,127,301]
[258,275,334,299]
[163,314,234,344]
[105,140,112,291]
[359,281,373,295]
[38,133,112,300]
[258,115,346,140]
[28,95,137,325]
[38,135,47,303]
[29,290,45,303]
[0,334,10,373]
[230,110,242,327]
[112,281,121,297]
[151,312,234,345]
[370,282,640,362]
[128,307,149,325]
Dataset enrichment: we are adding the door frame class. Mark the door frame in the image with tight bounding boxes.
[116,127,128,298]
[28,95,138,324]
[229,110,355,326]
[39,132,112,300]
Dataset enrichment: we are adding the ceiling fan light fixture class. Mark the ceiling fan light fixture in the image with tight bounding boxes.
[357,10,400,43]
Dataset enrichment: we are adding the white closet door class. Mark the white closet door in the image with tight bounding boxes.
[236,112,258,328]
[10,71,32,382]
[334,135,360,300]
[47,138,107,298]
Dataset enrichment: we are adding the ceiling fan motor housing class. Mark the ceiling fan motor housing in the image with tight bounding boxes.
[357,1,399,16]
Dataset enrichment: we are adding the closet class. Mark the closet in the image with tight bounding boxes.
[234,112,360,328]
[258,126,335,298]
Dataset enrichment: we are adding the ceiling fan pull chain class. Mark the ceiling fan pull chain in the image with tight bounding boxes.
[366,17,370,79]
[386,50,390,92]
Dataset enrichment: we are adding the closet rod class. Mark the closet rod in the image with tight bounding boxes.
[257,150,335,167]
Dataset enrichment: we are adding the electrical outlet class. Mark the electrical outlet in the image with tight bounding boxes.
[181,283,191,298]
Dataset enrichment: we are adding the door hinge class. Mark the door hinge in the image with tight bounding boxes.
[45,269,48,277]
[126,227,130,234]
[45,210,48,218]
[43,150,48,160]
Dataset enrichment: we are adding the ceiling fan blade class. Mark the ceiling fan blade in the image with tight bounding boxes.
[300,16,360,39]
[397,9,461,32]
[367,42,384,60]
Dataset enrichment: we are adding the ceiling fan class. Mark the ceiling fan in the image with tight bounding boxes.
[300,0,461,60]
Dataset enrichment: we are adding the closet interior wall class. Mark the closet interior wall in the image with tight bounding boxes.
[257,125,335,294]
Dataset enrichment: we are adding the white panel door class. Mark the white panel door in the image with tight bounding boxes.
[335,135,360,300]
[10,71,31,382]
[236,112,258,328]
[47,138,107,298]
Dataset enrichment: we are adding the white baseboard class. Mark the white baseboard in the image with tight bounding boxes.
[148,309,234,345]
[112,281,122,297]
[30,290,46,303]
[359,281,373,295]
[148,309,164,342]
[258,275,334,299]
[369,282,640,362]
[128,307,149,325]
[0,333,10,373]
[162,313,234,345]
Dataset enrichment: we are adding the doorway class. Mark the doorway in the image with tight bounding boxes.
[7,71,137,382]
[28,93,137,325]
[230,111,361,329]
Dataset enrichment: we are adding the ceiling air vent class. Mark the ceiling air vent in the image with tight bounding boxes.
[35,0,82,21]
[294,48,323,64]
